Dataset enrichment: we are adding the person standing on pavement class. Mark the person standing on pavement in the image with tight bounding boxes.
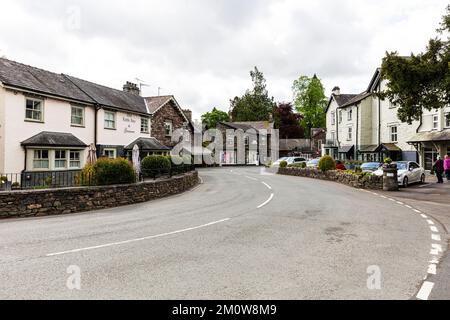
[432,156,445,184]
[444,155,450,182]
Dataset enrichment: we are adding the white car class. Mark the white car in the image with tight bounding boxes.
[306,159,320,168]
[272,157,307,167]
[373,161,426,187]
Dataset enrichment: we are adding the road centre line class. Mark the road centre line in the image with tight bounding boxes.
[262,182,272,190]
[416,281,434,300]
[46,218,231,257]
[257,193,274,209]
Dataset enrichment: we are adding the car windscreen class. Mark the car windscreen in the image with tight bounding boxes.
[361,163,380,170]
[396,163,408,170]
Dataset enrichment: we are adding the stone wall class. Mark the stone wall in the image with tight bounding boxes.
[0,171,199,219]
[152,101,191,148]
[278,167,382,190]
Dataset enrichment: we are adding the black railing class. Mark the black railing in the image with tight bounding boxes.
[140,164,196,181]
[0,165,196,191]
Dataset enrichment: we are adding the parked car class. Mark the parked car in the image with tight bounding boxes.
[335,160,347,170]
[272,157,289,167]
[361,162,382,173]
[273,157,307,167]
[307,159,320,168]
[373,161,426,187]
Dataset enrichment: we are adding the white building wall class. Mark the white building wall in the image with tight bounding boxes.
[0,85,5,173]
[2,90,95,173]
[96,108,150,147]
[325,98,339,144]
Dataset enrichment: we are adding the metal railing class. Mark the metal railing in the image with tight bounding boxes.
[140,164,196,181]
[0,165,196,191]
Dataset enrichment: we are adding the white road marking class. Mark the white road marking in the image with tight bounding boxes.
[428,264,437,275]
[413,209,422,214]
[405,205,412,209]
[430,258,440,264]
[245,176,258,181]
[46,218,231,257]
[262,182,272,190]
[417,282,435,300]
[396,201,404,205]
[432,244,443,253]
[389,198,396,202]
[427,220,435,226]
[257,193,274,209]
[432,234,442,242]
[380,195,387,199]
[430,226,439,233]
[421,214,428,219]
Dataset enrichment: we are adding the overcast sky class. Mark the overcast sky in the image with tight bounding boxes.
[0,0,447,120]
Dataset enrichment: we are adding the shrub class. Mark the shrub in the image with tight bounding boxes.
[0,176,7,183]
[279,160,288,168]
[288,162,307,169]
[80,164,97,186]
[384,157,393,165]
[93,158,136,186]
[318,155,336,172]
[11,182,20,189]
[141,155,172,177]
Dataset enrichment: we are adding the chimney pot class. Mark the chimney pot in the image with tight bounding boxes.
[123,81,141,96]
[332,86,341,95]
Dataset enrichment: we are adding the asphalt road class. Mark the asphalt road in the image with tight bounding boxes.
[0,167,445,300]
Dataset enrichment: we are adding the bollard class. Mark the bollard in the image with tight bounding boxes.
[383,164,398,191]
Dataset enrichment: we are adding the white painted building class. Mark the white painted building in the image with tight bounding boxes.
[324,68,450,168]
[0,58,189,176]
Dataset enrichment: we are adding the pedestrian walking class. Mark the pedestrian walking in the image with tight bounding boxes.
[432,156,445,184]
[444,155,450,182]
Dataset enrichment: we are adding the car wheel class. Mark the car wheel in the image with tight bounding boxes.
[403,177,409,188]
[420,174,426,184]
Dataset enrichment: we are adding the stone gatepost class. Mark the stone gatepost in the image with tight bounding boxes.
[383,164,398,191]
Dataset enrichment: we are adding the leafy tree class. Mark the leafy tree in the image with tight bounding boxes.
[201,107,230,128]
[293,74,327,136]
[230,67,276,121]
[380,5,450,123]
[273,102,305,139]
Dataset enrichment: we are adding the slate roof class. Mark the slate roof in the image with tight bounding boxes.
[408,130,450,143]
[0,58,148,114]
[377,143,402,152]
[144,96,173,114]
[220,121,274,133]
[338,145,354,153]
[340,92,372,108]
[21,132,87,147]
[333,94,359,107]
[64,75,148,114]
[125,137,170,151]
[0,58,95,104]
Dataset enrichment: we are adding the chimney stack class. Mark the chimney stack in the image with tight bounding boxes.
[123,81,141,96]
[183,109,193,122]
[332,86,341,96]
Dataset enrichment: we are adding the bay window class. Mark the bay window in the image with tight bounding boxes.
[55,150,67,169]
[69,151,81,168]
[33,150,49,169]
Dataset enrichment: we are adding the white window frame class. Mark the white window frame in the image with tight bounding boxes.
[25,98,44,122]
[339,110,343,124]
[104,111,116,130]
[432,114,439,130]
[347,127,353,141]
[347,109,353,121]
[54,150,68,169]
[445,113,450,128]
[331,112,336,126]
[164,120,173,137]
[141,117,149,134]
[71,106,85,127]
[69,150,81,169]
[103,148,117,159]
[33,150,49,169]
[390,126,398,143]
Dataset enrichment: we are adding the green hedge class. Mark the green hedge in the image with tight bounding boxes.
[141,155,172,177]
[318,155,336,172]
[89,158,136,186]
[280,160,288,168]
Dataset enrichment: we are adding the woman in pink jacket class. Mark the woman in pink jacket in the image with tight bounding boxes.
[445,155,450,182]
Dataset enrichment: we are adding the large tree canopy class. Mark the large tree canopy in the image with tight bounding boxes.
[201,107,230,129]
[292,74,327,137]
[381,5,450,124]
[230,67,276,122]
[273,102,305,139]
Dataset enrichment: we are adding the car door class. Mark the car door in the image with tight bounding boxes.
[410,162,420,183]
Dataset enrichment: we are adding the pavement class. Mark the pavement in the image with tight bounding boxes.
[379,175,450,300]
[0,167,447,300]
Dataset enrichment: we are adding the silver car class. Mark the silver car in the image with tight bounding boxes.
[374,161,426,187]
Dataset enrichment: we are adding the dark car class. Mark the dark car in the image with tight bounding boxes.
[335,160,347,170]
